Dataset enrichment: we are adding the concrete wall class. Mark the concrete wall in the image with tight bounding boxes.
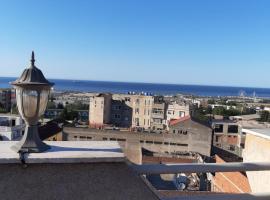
[0,163,159,200]
[63,127,212,164]
[243,133,270,193]
[169,119,212,157]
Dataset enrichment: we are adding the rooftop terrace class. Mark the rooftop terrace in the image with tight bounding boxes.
[0,140,269,200]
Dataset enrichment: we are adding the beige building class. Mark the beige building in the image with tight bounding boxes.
[89,93,112,128]
[89,93,154,130]
[165,101,190,128]
[242,128,270,193]
[151,98,166,133]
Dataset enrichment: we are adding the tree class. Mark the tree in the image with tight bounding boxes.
[212,107,226,116]
[47,101,56,109]
[260,111,270,122]
[11,104,19,114]
[207,99,215,104]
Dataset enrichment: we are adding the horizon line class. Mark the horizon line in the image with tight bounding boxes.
[1,76,270,90]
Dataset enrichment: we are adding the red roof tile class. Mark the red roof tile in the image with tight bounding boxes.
[169,115,191,126]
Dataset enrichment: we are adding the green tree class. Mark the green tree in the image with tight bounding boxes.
[207,99,215,104]
[260,111,270,122]
[212,107,226,115]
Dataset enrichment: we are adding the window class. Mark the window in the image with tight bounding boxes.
[12,120,16,127]
[117,139,126,142]
[177,143,188,147]
[87,137,92,140]
[114,114,121,119]
[136,99,140,105]
[113,105,122,110]
[79,136,86,140]
[135,108,140,114]
[102,137,108,141]
[110,138,117,141]
[146,141,153,144]
[179,111,185,117]
[173,130,176,134]
[215,124,224,133]
[135,118,140,126]
[229,145,235,151]
[228,125,238,133]
[154,141,162,145]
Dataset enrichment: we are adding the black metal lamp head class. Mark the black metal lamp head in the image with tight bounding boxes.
[11,51,54,153]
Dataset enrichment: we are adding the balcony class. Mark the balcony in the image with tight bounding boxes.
[0,140,269,200]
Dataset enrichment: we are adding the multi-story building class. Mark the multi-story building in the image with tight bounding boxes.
[165,101,190,129]
[212,119,242,156]
[89,93,112,128]
[151,96,167,133]
[0,89,12,112]
[129,95,154,131]
[110,99,132,128]
[0,114,25,141]
[113,94,154,130]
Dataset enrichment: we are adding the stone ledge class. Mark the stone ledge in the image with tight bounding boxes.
[0,141,125,164]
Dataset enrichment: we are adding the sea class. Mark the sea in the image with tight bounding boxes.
[1,77,270,98]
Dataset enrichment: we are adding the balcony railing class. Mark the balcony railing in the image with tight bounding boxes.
[131,162,270,200]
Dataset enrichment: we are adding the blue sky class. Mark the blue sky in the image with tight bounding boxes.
[0,0,269,87]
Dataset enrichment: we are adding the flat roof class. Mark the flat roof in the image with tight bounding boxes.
[0,141,125,164]
[242,128,270,140]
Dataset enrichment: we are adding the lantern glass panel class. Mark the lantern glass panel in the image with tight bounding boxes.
[23,90,38,118]
[38,90,49,116]
[15,88,24,117]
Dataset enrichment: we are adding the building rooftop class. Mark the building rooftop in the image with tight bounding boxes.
[242,128,270,140]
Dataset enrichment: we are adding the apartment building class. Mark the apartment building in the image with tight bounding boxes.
[110,98,132,128]
[89,93,112,128]
[151,96,167,133]
[165,101,190,129]
[113,94,154,130]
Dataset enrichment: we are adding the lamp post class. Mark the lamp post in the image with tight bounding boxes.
[11,51,54,153]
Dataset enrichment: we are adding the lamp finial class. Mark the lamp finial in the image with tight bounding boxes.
[31,51,35,67]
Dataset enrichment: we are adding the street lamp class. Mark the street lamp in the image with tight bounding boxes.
[11,51,54,153]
